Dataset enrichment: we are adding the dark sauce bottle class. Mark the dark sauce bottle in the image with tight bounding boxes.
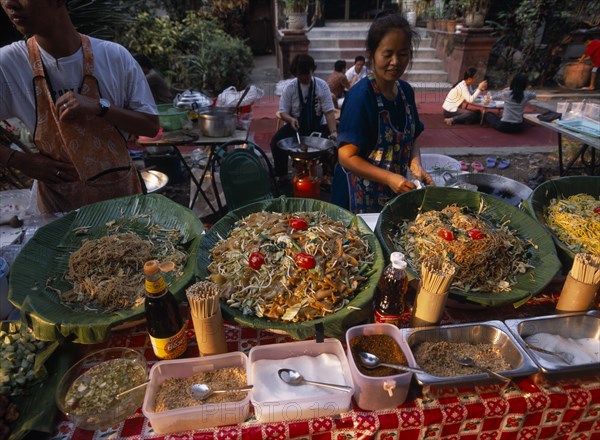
[374,252,408,327]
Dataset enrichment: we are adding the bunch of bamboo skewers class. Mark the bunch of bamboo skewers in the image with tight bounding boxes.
[570,253,600,286]
[186,280,221,318]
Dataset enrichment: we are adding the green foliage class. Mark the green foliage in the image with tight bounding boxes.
[67,0,146,40]
[118,11,253,96]
[281,0,308,14]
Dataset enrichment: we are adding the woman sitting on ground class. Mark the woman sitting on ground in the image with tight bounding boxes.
[442,67,487,126]
[483,73,536,134]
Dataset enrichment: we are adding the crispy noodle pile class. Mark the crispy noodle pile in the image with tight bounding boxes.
[208,211,376,322]
[392,204,534,293]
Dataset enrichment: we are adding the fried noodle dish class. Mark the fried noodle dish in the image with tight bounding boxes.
[392,204,534,293]
[545,194,600,255]
[55,219,188,312]
[208,211,375,322]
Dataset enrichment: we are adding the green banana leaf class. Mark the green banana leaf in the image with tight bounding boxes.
[2,321,75,440]
[524,176,600,271]
[9,194,204,344]
[375,187,561,308]
[196,196,384,341]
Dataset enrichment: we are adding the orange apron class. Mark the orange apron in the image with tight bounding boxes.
[27,35,142,213]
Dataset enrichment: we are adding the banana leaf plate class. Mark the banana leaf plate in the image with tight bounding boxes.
[375,187,561,308]
[196,197,384,341]
[8,194,204,344]
[524,176,600,270]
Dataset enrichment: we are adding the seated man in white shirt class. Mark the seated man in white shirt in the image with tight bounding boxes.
[345,55,368,88]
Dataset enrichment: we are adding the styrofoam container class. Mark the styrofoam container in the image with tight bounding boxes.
[142,352,250,434]
[248,339,354,423]
[345,323,416,411]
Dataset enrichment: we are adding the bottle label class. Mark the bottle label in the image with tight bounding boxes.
[146,277,167,295]
[149,324,187,359]
[374,310,403,327]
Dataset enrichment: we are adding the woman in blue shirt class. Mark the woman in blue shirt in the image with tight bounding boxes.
[332,13,433,213]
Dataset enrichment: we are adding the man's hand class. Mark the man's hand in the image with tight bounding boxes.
[11,151,77,184]
[56,91,100,121]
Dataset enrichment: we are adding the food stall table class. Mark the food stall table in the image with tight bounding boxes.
[49,293,600,440]
[524,114,600,176]
[465,99,504,125]
[137,128,248,213]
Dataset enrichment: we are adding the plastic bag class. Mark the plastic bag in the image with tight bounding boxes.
[190,169,225,219]
[216,85,264,108]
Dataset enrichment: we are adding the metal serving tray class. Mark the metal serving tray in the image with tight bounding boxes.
[505,312,600,376]
[400,320,538,387]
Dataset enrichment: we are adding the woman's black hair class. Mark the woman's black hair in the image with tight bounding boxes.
[290,54,317,76]
[334,59,347,72]
[365,13,419,69]
[452,67,478,88]
[510,73,529,103]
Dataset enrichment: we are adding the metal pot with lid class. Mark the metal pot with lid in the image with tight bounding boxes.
[173,90,212,110]
[443,172,533,206]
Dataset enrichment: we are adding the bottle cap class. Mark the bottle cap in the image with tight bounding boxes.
[390,252,407,270]
[144,260,159,275]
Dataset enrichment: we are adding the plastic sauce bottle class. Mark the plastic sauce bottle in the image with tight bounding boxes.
[374,252,408,327]
[144,260,188,359]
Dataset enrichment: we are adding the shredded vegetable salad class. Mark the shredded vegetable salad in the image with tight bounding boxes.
[545,194,600,255]
[391,204,535,293]
[208,211,376,322]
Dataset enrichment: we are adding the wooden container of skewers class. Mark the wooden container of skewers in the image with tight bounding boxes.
[186,281,228,355]
[556,253,600,313]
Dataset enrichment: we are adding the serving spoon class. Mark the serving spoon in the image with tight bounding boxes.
[277,368,352,392]
[190,383,253,401]
[451,354,510,382]
[358,352,426,374]
[525,343,574,364]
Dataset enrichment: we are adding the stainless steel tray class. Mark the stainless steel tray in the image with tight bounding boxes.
[400,320,538,387]
[504,312,600,376]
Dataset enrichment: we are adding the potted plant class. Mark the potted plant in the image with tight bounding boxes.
[425,6,437,29]
[281,0,308,30]
[460,0,490,28]
[444,0,460,33]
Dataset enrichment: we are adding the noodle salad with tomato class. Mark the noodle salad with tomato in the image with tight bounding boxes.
[392,204,536,293]
[208,211,376,322]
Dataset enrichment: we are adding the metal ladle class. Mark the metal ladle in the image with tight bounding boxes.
[277,368,352,393]
[190,383,253,401]
[451,354,510,382]
[358,352,426,374]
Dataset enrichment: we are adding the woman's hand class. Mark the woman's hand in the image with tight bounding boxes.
[387,173,416,193]
[410,165,435,187]
[478,80,488,91]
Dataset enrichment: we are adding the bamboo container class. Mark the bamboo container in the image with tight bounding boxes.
[186,280,228,356]
[556,253,600,313]
[411,256,456,327]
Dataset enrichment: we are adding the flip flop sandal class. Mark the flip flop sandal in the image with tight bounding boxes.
[471,161,485,172]
[459,160,469,171]
[486,156,497,168]
[498,159,511,169]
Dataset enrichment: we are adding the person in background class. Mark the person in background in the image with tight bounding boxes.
[442,67,488,126]
[346,55,368,88]
[483,73,536,133]
[134,53,173,104]
[0,0,159,214]
[327,59,350,109]
[332,13,433,214]
[577,39,600,91]
[270,54,337,182]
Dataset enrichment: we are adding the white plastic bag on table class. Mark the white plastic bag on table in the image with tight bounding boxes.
[216,85,264,108]
[190,169,225,219]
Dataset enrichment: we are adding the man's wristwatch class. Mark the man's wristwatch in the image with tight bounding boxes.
[97,98,110,117]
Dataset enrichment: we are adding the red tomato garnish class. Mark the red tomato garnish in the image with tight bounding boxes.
[594,207,600,214]
[289,217,309,230]
[467,228,485,240]
[294,252,316,270]
[249,251,265,270]
[437,228,455,241]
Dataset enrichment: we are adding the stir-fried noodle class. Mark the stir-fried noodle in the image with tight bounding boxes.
[208,211,376,322]
[545,194,600,255]
[391,204,534,293]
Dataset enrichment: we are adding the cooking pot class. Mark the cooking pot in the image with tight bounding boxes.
[277,132,335,159]
[174,90,212,110]
[197,107,236,137]
[443,172,532,206]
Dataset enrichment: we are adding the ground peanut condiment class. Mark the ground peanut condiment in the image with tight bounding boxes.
[349,334,407,377]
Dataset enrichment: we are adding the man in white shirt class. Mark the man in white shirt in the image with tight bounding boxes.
[345,55,368,88]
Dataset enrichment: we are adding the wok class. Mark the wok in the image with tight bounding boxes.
[277,132,335,159]
[443,173,532,206]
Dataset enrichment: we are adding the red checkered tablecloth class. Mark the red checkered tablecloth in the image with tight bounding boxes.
[50,294,600,440]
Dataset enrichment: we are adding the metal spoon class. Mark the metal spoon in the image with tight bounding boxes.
[525,343,574,364]
[295,131,308,152]
[190,383,253,401]
[451,354,510,382]
[358,352,426,374]
[277,368,352,393]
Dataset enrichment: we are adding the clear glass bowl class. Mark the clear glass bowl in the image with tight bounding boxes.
[55,347,147,430]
